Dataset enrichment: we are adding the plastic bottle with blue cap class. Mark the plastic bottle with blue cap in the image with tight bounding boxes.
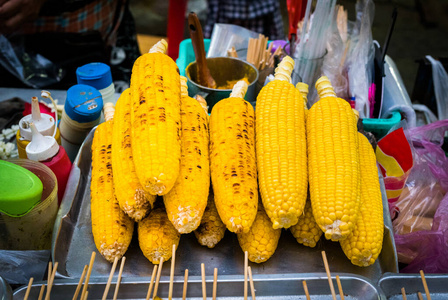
[59,84,103,161]
[76,62,116,105]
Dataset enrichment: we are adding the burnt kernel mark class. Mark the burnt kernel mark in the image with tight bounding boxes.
[107,144,112,149]
[197,165,202,169]
[231,174,238,177]
[140,99,146,104]
[233,183,240,187]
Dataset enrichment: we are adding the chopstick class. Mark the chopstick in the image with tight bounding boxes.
[102,257,119,300]
[81,252,96,300]
[417,292,424,300]
[146,265,158,300]
[212,268,218,300]
[72,265,88,300]
[302,280,311,300]
[152,257,164,300]
[113,257,126,300]
[24,277,33,300]
[321,251,337,300]
[336,275,345,300]
[169,245,176,300]
[401,287,407,300]
[44,262,58,300]
[244,251,248,300]
[248,266,256,300]
[420,270,431,300]
[182,269,189,300]
[37,284,46,300]
[201,263,206,300]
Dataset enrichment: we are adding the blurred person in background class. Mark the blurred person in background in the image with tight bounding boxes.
[0,0,140,89]
[203,0,285,40]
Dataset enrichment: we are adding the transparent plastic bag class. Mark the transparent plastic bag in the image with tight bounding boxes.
[0,34,63,88]
[426,55,448,120]
[207,24,260,60]
[392,119,448,272]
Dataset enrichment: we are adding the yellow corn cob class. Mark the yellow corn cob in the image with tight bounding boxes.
[209,81,258,233]
[237,204,281,263]
[163,77,210,233]
[112,89,155,221]
[91,104,134,262]
[340,133,384,267]
[256,56,307,229]
[194,189,227,248]
[138,207,181,264]
[290,199,323,248]
[307,76,361,241]
[130,39,181,195]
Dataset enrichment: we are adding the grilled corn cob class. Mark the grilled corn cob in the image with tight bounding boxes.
[112,89,155,221]
[138,207,181,264]
[194,189,227,248]
[163,77,210,233]
[290,199,323,248]
[91,103,134,262]
[237,204,281,263]
[307,76,361,241]
[209,81,258,233]
[256,56,307,229]
[340,133,384,267]
[130,39,181,195]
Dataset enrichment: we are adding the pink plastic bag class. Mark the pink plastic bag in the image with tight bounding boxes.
[393,119,448,273]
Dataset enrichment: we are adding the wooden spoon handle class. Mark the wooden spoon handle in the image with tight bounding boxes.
[188,12,216,88]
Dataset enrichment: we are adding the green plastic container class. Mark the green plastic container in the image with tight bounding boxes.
[176,38,211,76]
[362,111,402,139]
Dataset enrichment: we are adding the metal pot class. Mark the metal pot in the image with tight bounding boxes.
[185,57,259,111]
[0,277,12,300]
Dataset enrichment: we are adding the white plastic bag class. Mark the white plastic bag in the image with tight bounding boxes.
[426,55,448,120]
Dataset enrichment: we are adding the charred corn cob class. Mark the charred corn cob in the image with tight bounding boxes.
[138,207,181,264]
[194,189,227,248]
[163,77,210,233]
[237,204,281,263]
[290,199,323,248]
[256,56,308,229]
[91,103,134,262]
[340,133,384,267]
[112,89,155,221]
[209,81,258,234]
[130,39,181,195]
[307,76,361,241]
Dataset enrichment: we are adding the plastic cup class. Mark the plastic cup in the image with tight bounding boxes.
[0,159,58,250]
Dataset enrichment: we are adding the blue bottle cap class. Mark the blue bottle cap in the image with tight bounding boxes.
[76,62,113,90]
[65,84,103,123]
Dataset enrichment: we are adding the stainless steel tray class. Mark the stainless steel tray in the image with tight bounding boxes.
[52,128,398,281]
[379,273,448,299]
[14,273,383,299]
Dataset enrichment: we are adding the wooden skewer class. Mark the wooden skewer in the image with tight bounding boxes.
[37,284,46,300]
[401,287,407,300]
[48,262,52,283]
[302,280,311,300]
[182,269,189,300]
[83,291,89,300]
[102,256,119,300]
[44,262,58,300]
[420,270,431,300]
[417,292,424,300]
[248,266,256,300]
[23,277,34,300]
[212,268,218,300]
[72,265,88,300]
[113,257,126,300]
[81,252,96,300]
[145,265,158,300]
[201,263,207,300]
[244,251,248,300]
[336,275,345,300]
[169,245,176,300]
[152,257,164,300]
[321,251,337,300]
